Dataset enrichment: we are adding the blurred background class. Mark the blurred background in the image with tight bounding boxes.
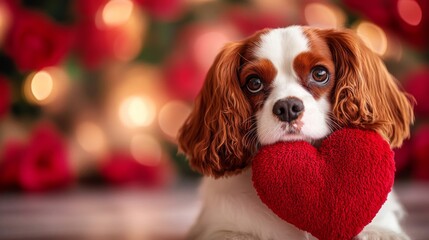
[0,0,428,239]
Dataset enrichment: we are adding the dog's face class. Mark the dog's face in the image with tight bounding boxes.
[246,27,334,145]
[178,26,414,178]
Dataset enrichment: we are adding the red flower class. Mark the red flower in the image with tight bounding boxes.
[412,126,429,180]
[75,0,108,20]
[403,68,429,117]
[227,8,289,36]
[0,124,73,192]
[18,125,73,191]
[163,57,205,101]
[0,76,11,118]
[75,23,119,69]
[393,138,412,172]
[100,152,173,187]
[4,8,75,71]
[343,0,429,49]
[135,0,184,20]
[0,142,25,190]
[74,0,129,68]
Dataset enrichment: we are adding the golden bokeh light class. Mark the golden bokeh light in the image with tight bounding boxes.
[130,134,162,166]
[356,21,388,56]
[119,96,156,128]
[31,71,53,101]
[305,3,345,28]
[23,67,70,105]
[100,0,134,27]
[397,0,422,26]
[76,121,107,156]
[158,101,192,140]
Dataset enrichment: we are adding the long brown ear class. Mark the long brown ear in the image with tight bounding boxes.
[318,29,414,148]
[177,42,254,178]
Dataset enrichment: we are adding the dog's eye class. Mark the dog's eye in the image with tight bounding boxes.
[310,66,330,85]
[246,76,264,93]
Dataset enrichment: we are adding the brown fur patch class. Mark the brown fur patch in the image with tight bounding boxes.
[293,28,336,100]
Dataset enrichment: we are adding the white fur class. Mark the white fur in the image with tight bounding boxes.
[255,27,331,145]
[188,26,408,240]
[189,169,406,240]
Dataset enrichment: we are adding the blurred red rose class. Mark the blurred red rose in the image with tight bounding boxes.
[74,0,129,68]
[343,0,429,49]
[0,142,25,190]
[0,125,73,192]
[4,9,75,71]
[100,152,173,187]
[0,77,11,118]
[75,23,120,69]
[135,0,184,20]
[75,0,108,19]
[18,125,73,192]
[412,125,429,180]
[393,138,412,173]
[403,68,429,117]
[227,8,288,36]
[164,57,205,101]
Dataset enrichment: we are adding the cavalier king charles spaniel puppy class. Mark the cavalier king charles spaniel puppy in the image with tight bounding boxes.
[178,26,414,240]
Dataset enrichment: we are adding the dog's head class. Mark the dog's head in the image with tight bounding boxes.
[178,26,414,178]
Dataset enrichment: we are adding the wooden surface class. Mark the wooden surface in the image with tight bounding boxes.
[0,182,428,240]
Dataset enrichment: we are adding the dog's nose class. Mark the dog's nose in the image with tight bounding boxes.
[272,98,304,122]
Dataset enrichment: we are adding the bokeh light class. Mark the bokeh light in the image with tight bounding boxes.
[23,67,70,105]
[31,71,53,101]
[75,121,107,156]
[356,21,388,56]
[304,3,345,28]
[99,0,134,28]
[112,6,148,62]
[397,0,422,26]
[158,101,192,140]
[130,134,162,166]
[119,96,156,128]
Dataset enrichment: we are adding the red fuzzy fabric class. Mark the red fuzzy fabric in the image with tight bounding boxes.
[252,128,395,240]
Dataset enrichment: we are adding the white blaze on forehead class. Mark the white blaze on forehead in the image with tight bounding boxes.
[254,26,309,79]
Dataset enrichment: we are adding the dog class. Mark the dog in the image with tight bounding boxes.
[178,26,414,240]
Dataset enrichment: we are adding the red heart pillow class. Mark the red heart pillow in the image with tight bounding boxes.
[252,128,395,240]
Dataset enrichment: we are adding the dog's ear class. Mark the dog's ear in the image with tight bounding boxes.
[177,42,254,178]
[318,29,414,148]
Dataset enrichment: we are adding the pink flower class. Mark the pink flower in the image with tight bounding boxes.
[0,76,11,118]
[18,125,73,191]
[100,152,173,187]
[4,8,75,71]
[403,68,429,117]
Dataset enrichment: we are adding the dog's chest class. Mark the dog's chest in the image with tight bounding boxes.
[200,169,315,240]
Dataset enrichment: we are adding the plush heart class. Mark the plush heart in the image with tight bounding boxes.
[252,128,395,240]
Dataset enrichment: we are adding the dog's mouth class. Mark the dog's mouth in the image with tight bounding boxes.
[277,121,323,147]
